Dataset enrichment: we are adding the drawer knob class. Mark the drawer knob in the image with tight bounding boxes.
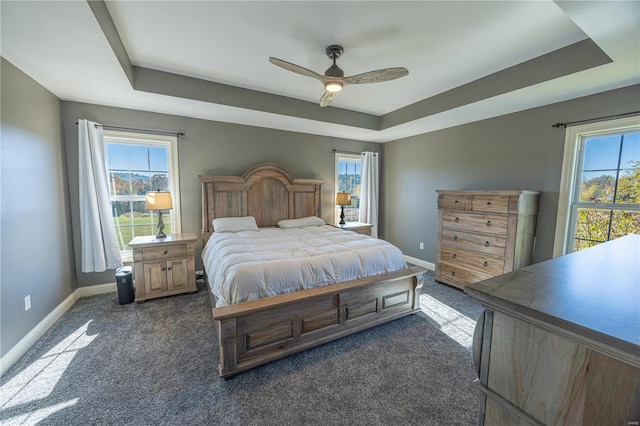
[485,241,490,247]
[454,200,459,203]
[486,220,491,226]
[451,271,456,277]
[163,250,168,255]
[162,267,166,271]
[483,261,488,267]
[453,235,458,241]
[486,201,491,205]
[167,267,172,271]
[454,217,459,223]
[452,253,457,259]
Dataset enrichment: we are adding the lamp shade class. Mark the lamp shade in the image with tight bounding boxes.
[146,191,173,210]
[336,192,351,205]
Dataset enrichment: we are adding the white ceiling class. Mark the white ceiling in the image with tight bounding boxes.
[1,1,638,142]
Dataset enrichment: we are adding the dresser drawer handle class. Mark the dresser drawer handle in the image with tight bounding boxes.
[483,261,488,267]
[485,241,490,247]
[486,220,491,226]
[486,201,491,205]
[167,267,172,271]
[451,271,456,277]
[454,200,459,203]
[163,250,168,255]
[453,235,458,241]
[161,267,166,271]
[454,217,459,222]
[452,253,457,259]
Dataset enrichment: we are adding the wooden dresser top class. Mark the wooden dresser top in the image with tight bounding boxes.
[465,234,640,364]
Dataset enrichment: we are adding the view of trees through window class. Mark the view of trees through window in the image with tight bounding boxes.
[572,131,639,251]
[336,155,361,222]
[106,142,172,251]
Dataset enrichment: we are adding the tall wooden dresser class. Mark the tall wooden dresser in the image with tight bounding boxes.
[435,190,540,289]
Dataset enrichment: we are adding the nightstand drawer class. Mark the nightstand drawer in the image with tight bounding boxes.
[142,244,187,261]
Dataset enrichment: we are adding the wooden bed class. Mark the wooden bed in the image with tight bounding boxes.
[200,163,426,378]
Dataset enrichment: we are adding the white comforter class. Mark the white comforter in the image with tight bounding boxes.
[202,225,407,306]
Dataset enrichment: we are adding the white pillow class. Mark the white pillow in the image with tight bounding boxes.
[213,216,259,233]
[278,216,325,229]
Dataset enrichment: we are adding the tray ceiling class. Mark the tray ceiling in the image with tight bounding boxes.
[1,1,638,142]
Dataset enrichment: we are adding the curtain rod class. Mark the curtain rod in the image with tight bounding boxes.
[332,149,378,155]
[551,111,640,128]
[75,121,185,137]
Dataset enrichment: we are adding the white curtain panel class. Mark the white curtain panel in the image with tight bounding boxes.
[359,151,379,238]
[78,119,122,272]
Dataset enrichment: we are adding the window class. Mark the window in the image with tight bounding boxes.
[104,131,181,261]
[554,117,639,256]
[335,153,362,223]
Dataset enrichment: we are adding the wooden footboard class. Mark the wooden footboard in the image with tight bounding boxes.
[209,266,426,378]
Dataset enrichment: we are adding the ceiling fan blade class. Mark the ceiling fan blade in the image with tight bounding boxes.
[319,91,335,107]
[269,57,327,83]
[342,67,409,85]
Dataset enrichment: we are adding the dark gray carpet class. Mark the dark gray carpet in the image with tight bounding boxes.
[0,271,484,425]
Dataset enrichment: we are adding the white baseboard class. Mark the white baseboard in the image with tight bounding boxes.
[75,282,117,298]
[404,255,435,271]
[0,282,117,377]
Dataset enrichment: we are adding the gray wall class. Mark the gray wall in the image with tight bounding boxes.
[61,102,379,286]
[382,84,640,265]
[1,58,76,358]
[3,52,637,360]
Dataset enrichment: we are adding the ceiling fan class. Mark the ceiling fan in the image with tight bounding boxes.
[269,45,409,107]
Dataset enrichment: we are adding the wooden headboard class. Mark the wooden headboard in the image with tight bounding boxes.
[199,164,325,245]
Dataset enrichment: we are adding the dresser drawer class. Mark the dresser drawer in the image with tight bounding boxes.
[440,228,507,257]
[439,194,473,211]
[437,262,493,287]
[442,211,508,236]
[439,246,505,276]
[472,195,509,213]
[142,244,187,261]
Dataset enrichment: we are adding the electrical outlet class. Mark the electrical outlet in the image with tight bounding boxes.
[25,295,31,311]
[419,242,424,250]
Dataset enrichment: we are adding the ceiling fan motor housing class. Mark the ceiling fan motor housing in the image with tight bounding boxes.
[325,45,345,77]
[325,64,344,78]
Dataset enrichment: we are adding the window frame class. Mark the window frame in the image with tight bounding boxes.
[553,116,640,257]
[334,152,362,224]
[104,130,182,262]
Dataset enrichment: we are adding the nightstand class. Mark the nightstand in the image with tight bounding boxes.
[331,222,373,236]
[128,233,197,302]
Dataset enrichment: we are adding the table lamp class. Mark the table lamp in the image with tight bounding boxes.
[336,192,352,225]
[146,191,173,238]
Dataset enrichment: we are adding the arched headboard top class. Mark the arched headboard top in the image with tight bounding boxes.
[199,164,325,245]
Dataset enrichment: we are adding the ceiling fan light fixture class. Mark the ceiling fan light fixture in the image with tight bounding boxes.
[269,44,408,107]
[325,81,343,92]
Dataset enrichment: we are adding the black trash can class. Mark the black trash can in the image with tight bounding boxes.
[116,266,135,305]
